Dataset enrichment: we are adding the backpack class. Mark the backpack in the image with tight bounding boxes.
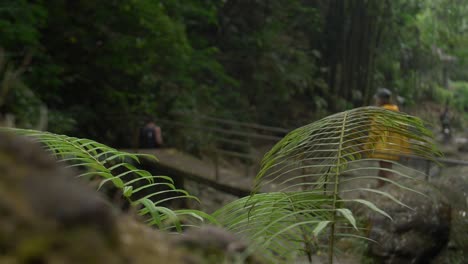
[139,126,157,148]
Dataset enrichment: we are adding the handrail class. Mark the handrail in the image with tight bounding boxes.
[376,152,468,167]
[158,118,283,141]
[137,152,252,197]
[434,156,468,166]
[153,113,468,184]
[212,136,251,147]
[207,148,256,160]
[156,114,284,181]
[173,112,290,134]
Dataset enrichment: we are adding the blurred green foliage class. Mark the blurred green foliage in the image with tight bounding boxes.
[453,82,468,112]
[0,0,467,146]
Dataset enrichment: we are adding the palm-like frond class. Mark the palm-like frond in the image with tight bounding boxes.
[213,107,440,263]
[3,128,217,230]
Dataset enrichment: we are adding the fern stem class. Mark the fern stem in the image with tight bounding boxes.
[328,111,348,264]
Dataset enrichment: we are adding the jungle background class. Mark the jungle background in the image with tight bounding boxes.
[1,1,468,263]
[1,0,467,148]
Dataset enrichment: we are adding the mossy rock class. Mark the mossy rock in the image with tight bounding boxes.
[0,131,263,264]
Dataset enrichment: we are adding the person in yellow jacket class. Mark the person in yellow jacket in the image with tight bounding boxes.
[367,88,410,187]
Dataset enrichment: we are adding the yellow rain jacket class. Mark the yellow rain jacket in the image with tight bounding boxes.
[366,104,411,161]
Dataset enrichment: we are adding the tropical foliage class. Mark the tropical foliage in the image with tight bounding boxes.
[0,0,460,261]
[1,0,467,148]
[2,127,216,231]
[3,106,440,263]
[213,107,439,263]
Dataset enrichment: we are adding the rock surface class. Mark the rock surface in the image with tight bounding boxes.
[431,167,468,263]
[365,180,451,264]
[0,131,263,264]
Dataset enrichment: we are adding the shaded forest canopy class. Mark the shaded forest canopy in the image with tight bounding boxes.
[1,0,467,147]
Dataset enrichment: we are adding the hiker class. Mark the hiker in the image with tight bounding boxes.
[366,88,410,187]
[439,107,451,142]
[139,118,163,148]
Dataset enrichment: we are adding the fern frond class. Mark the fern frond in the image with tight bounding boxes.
[3,128,216,229]
[214,107,440,263]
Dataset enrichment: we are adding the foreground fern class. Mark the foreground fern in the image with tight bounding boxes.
[2,107,440,263]
[3,128,216,230]
[213,107,440,263]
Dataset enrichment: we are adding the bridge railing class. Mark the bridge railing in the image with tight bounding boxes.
[152,113,467,183]
[157,112,288,181]
[401,153,468,181]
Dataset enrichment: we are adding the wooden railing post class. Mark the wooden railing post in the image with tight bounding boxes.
[425,160,431,181]
[214,149,220,181]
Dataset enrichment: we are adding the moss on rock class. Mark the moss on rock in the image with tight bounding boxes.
[0,131,264,263]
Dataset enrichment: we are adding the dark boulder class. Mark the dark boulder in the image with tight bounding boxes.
[366,180,451,264]
[431,168,468,263]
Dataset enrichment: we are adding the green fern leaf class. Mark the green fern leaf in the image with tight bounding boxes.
[2,128,217,230]
[214,107,440,263]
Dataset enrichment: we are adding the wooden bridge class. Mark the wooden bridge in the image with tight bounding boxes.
[125,113,468,207]
[124,148,254,197]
